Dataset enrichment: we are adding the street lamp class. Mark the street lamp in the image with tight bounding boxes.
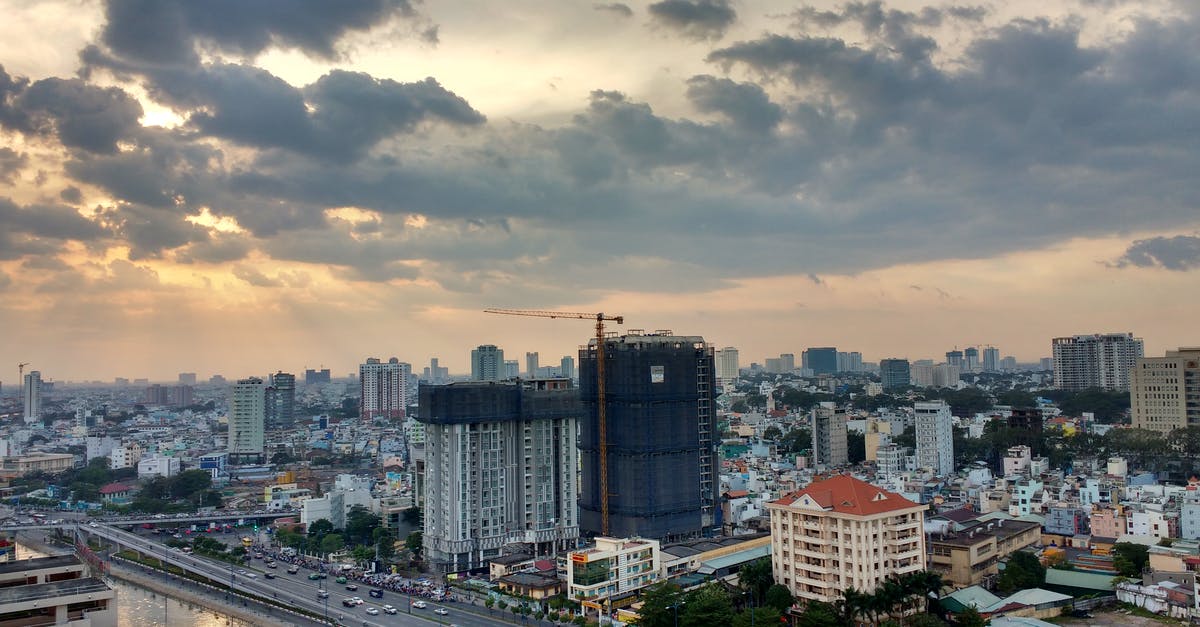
[668,600,686,627]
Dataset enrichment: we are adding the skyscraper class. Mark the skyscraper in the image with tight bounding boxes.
[945,349,964,368]
[418,378,580,572]
[421,358,449,384]
[267,371,296,427]
[229,377,266,463]
[560,356,575,380]
[811,402,848,468]
[1052,333,1144,391]
[982,347,1000,372]
[579,331,718,541]
[304,368,331,385]
[525,352,539,378]
[964,347,979,372]
[23,370,42,425]
[471,345,504,381]
[1130,348,1200,434]
[806,347,838,375]
[879,359,911,391]
[915,401,954,477]
[178,372,197,385]
[360,358,411,419]
[715,347,739,389]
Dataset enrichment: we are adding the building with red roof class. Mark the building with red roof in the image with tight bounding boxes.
[767,474,927,604]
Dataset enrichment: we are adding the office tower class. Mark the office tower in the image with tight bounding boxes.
[360,358,411,420]
[178,372,197,385]
[1131,348,1200,434]
[714,347,739,387]
[503,360,519,379]
[769,475,926,605]
[560,356,575,380]
[837,352,849,372]
[982,347,1000,372]
[267,371,296,427]
[1052,332,1144,391]
[23,371,42,425]
[578,331,718,541]
[779,353,795,372]
[471,345,505,381]
[525,352,539,378]
[915,401,954,477]
[805,347,838,375]
[879,359,911,391]
[810,402,848,468]
[964,347,978,372]
[1039,357,1053,371]
[304,368,331,385]
[417,378,580,572]
[945,349,964,368]
[421,358,450,384]
[229,377,266,463]
[848,351,863,372]
[1001,356,1018,371]
[765,357,783,373]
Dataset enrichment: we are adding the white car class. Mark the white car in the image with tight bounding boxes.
[434,607,449,615]
[352,597,364,605]
[412,600,427,609]
[382,605,397,615]
[365,607,380,616]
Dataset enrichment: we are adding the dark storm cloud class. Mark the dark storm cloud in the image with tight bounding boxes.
[59,187,83,203]
[99,0,418,66]
[595,3,634,17]
[0,198,108,242]
[173,234,254,265]
[0,66,143,154]
[0,148,26,183]
[99,203,210,260]
[1112,235,1200,271]
[648,0,737,40]
[685,75,782,133]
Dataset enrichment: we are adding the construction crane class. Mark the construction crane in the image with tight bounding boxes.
[484,308,623,535]
[18,362,29,381]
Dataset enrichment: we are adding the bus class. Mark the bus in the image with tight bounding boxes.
[241,536,254,549]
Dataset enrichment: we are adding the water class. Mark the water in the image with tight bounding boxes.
[15,542,251,627]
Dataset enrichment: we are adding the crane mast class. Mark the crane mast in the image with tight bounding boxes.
[483,308,623,535]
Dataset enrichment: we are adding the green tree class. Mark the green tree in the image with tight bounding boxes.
[763,584,794,614]
[780,428,813,453]
[169,469,213,500]
[893,426,916,450]
[738,558,774,604]
[320,533,344,553]
[762,426,783,441]
[401,507,423,525]
[405,531,423,553]
[732,606,781,627]
[345,505,380,545]
[795,600,841,627]
[996,552,1045,594]
[994,390,1037,408]
[731,400,749,413]
[633,582,684,627]
[270,451,295,465]
[307,518,334,539]
[681,583,734,627]
[1112,542,1150,577]
[955,607,990,627]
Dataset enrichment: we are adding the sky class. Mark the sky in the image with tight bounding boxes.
[0,0,1198,382]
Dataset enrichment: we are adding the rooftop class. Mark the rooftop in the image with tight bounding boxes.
[0,577,112,606]
[773,474,922,516]
[0,554,81,576]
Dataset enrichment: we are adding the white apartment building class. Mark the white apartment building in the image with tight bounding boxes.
[301,474,374,529]
[229,377,266,463]
[470,345,504,381]
[915,401,954,477]
[109,444,142,470]
[877,443,908,480]
[360,357,412,420]
[1003,445,1032,477]
[811,402,848,469]
[567,537,661,610]
[23,371,42,425]
[137,455,180,478]
[715,347,740,389]
[1130,348,1200,434]
[1052,333,1144,391]
[768,474,926,605]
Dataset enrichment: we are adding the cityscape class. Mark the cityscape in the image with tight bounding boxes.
[2,1,1200,627]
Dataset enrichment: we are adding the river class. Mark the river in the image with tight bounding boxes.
[15,542,253,626]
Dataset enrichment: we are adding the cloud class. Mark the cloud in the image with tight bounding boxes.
[685,75,782,133]
[59,186,83,203]
[0,197,108,243]
[173,233,254,265]
[648,0,736,40]
[594,3,634,17]
[232,265,310,288]
[1112,235,1200,271]
[100,203,210,260]
[0,147,26,183]
[0,67,144,154]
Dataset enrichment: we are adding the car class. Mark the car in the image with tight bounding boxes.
[237,569,248,575]
[287,566,299,574]
[318,590,329,599]
[244,573,257,579]
[412,600,427,609]
[264,573,275,579]
[308,573,322,580]
[266,562,276,568]
[364,607,379,616]
[434,607,449,616]
[368,589,383,598]
[89,522,98,528]
[342,599,356,607]
[336,576,347,584]
[351,597,363,605]
[173,533,182,539]
[345,584,358,591]
[382,605,397,615]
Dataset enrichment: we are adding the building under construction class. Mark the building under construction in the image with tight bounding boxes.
[578,331,719,542]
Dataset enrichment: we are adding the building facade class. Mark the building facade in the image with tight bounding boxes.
[915,401,954,477]
[418,379,581,572]
[805,347,838,375]
[768,475,926,605]
[359,358,411,420]
[228,377,266,463]
[1052,333,1144,391]
[22,370,42,425]
[811,402,848,469]
[1130,348,1200,434]
[471,345,505,381]
[267,371,296,427]
[567,537,661,614]
[880,359,911,391]
[578,332,719,541]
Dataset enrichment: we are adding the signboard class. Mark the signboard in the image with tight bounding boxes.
[582,600,602,610]
[570,553,588,563]
[650,366,664,384]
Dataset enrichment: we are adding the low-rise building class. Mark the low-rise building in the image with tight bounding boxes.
[137,455,180,479]
[567,537,661,616]
[0,555,116,626]
[926,518,1041,589]
[0,453,75,478]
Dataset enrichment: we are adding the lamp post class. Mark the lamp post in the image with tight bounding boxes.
[669,600,685,627]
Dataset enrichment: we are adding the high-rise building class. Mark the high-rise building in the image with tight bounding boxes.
[560,356,575,380]
[848,351,863,372]
[811,402,848,469]
[1131,348,1200,434]
[360,358,411,420]
[504,360,520,379]
[1001,356,1018,371]
[805,347,838,375]
[964,347,978,372]
[267,371,296,427]
[765,357,783,373]
[23,371,42,425]
[915,401,954,477]
[143,384,193,408]
[418,378,580,572]
[178,372,197,385]
[879,359,911,391]
[715,347,739,388]
[1052,333,1144,391]
[304,368,331,385]
[471,345,504,381]
[421,358,449,384]
[768,475,926,606]
[982,347,1000,372]
[525,352,539,378]
[1039,357,1054,371]
[579,332,718,541]
[779,353,795,372]
[229,377,266,463]
[945,349,964,368]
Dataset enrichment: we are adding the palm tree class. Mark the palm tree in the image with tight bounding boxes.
[873,578,905,622]
[838,587,869,625]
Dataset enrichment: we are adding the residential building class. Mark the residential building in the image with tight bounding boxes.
[805,347,838,375]
[267,371,296,427]
[471,345,505,381]
[1010,479,1043,518]
[567,537,661,615]
[1052,333,1144,391]
[560,356,575,380]
[578,332,719,542]
[229,377,266,464]
[525,352,539,378]
[359,358,411,420]
[178,372,197,385]
[22,370,41,425]
[109,444,142,470]
[926,518,1042,589]
[1089,506,1127,539]
[1130,348,1200,434]
[422,358,449,384]
[504,360,520,379]
[418,378,581,572]
[915,401,954,477]
[143,384,193,408]
[1044,506,1090,537]
[137,455,180,478]
[811,402,848,469]
[1181,493,1200,540]
[300,475,374,530]
[1007,408,1043,434]
[1003,446,1032,477]
[880,359,911,391]
[304,368,331,385]
[982,347,1000,372]
[964,347,979,372]
[768,475,926,605]
[877,443,908,480]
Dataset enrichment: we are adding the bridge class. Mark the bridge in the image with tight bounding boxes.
[0,511,295,532]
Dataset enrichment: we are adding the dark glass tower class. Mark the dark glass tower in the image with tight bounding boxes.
[578,332,718,541]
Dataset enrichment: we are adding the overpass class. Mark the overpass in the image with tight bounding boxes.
[0,511,295,532]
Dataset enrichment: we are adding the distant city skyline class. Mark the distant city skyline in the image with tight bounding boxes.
[1,1,1198,382]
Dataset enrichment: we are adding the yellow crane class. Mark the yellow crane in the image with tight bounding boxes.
[18,362,29,381]
[483,308,623,535]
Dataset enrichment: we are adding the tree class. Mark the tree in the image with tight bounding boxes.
[955,607,989,627]
[307,518,334,538]
[405,531,423,553]
[893,426,916,450]
[681,583,734,627]
[996,552,1045,594]
[169,470,213,500]
[732,607,781,627]
[731,400,750,413]
[634,582,684,627]
[762,426,783,442]
[1112,542,1150,578]
[320,533,344,553]
[763,584,794,614]
[780,428,813,453]
[739,558,774,604]
[345,505,380,545]
[795,601,841,627]
[270,451,295,465]
[401,507,423,525]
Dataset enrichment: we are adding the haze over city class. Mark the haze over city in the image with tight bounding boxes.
[1,0,1199,381]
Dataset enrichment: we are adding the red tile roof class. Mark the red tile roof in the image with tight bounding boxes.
[99,482,133,495]
[772,474,921,516]
[725,490,749,498]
